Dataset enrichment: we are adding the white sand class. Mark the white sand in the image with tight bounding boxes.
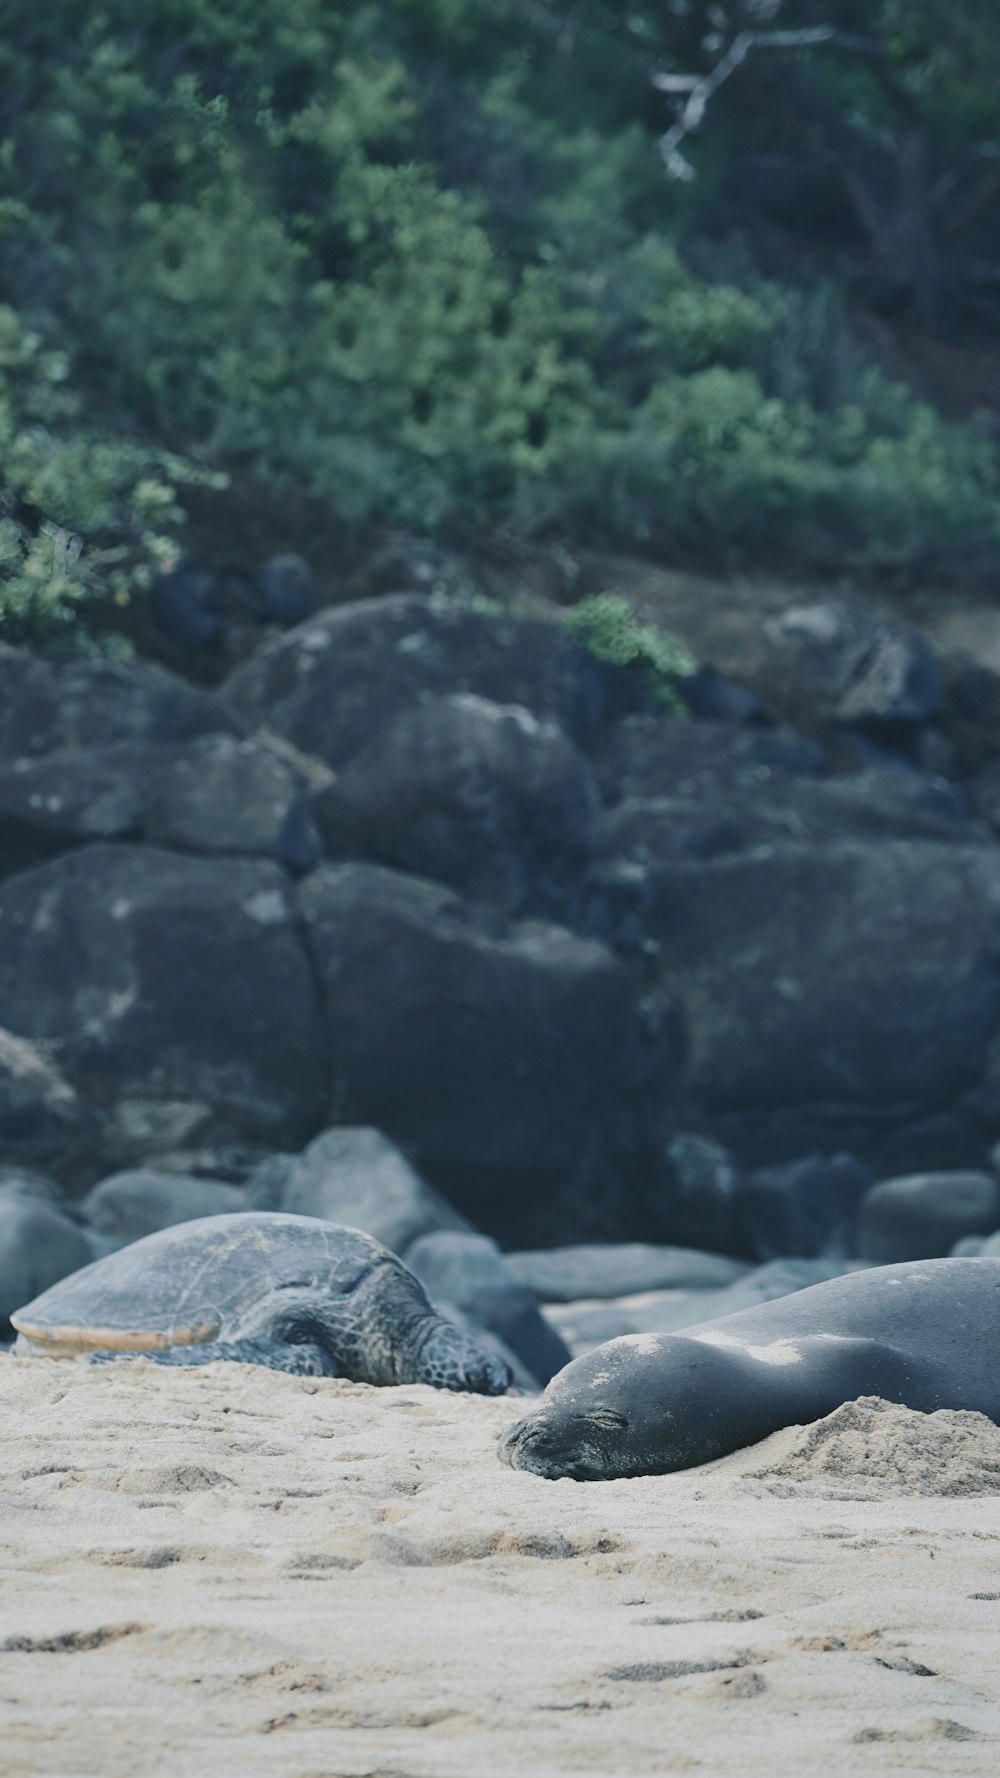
[2,1357,1000,1777]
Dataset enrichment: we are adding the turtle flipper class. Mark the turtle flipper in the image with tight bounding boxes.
[87,1336,339,1376]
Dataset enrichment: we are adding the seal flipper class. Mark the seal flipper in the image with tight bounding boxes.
[88,1335,339,1376]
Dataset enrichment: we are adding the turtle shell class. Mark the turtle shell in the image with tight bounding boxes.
[11,1212,390,1356]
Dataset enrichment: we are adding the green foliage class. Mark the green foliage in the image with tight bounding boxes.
[0,0,998,646]
[0,305,216,647]
[562,593,695,710]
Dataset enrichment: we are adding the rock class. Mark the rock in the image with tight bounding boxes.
[0,845,331,1160]
[280,1127,471,1254]
[141,735,320,871]
[599,770,977,870]
[660,1132,745,1252]
[738,1153,873,1261]
[0,738,319,878]
[599,715,828,804]
[312,693,599,913]
[80,1169,249,1244]
[642,840,1000,1164]
[679,669,771,725]
[762,598,941,726]
[222,594,618,768]
[150,558,225,653]
[547,1257,872,1355]
[504,1243,750,1302]
[298,863,669,1199]
[0,1027,99,1175]
[0,1195,94,1336]
[0,752,144,877]
[0,646,235,760]
[404,1231,571,1387]
[255,554,316,626]
[857,1171,1000,1263]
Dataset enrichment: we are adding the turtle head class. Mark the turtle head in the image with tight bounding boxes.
[413,1317,512,1395]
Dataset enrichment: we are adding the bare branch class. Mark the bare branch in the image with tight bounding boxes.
[653,23,920,181]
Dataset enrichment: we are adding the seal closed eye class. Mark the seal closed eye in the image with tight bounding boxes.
[498,1257,1000,1479]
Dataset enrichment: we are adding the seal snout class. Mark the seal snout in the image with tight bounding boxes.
[497,1411,609,1481]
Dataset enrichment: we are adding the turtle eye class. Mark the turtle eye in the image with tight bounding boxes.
[584,1408,628,1431]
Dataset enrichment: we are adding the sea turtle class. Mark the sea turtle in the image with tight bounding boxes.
[11,1211,512,1393]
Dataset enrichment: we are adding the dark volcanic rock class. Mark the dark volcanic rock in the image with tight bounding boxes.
[762,599,941,726]
[0,845,330,1161]
[0,647,235,759]
[313,693,599,913]
[738,1153,873,1260]
[644,840,1000,1162]
[222,595,619,767]
[599,715,829,804]
[857,1169,1000,1263]
[0,1027,100,1175]
[298,862,671,1201]
[140,735,320,870]
[0,737,319,878]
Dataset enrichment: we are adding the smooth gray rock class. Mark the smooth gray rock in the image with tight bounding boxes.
[0,845,331,1160]
[0,1195,94,1334]
[504,1243,750,1303]
[405,1231,571,1387]
[548,1257,872,1356]
[857,1170,1000,1263]
[281,1127,471,1254]
[80,1169,249,1244]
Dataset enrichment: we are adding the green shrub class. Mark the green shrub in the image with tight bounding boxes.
[0,0,997,647]
[562,593,695,710]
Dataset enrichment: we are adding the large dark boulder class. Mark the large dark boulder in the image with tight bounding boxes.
[0,1028,101,1179]
[643,839,1000,1164]
[298,862,673,1226]
[222,595,621,767]
[0,846,330,1163]
[0,737,318,879]
[0,647,235,759]
[0,1190,96,1336]
[313,693,599,913]
[599,715,829,804]
[761,598,941,728]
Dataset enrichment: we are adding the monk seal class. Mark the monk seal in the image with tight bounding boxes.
[12,1211,511,1394]
[498,1258,1000,1479]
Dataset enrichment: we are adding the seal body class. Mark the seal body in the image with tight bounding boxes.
[498,1257,1000,1479]
[12,1211,511,1394]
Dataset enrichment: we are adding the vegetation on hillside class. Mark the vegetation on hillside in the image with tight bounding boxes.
[1,2,999,643]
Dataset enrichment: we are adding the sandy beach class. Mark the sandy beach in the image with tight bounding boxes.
[2,1357,999,1777]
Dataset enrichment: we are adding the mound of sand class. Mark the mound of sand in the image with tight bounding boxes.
[747,1396,1000,1498]
[2,1356,999,1776]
